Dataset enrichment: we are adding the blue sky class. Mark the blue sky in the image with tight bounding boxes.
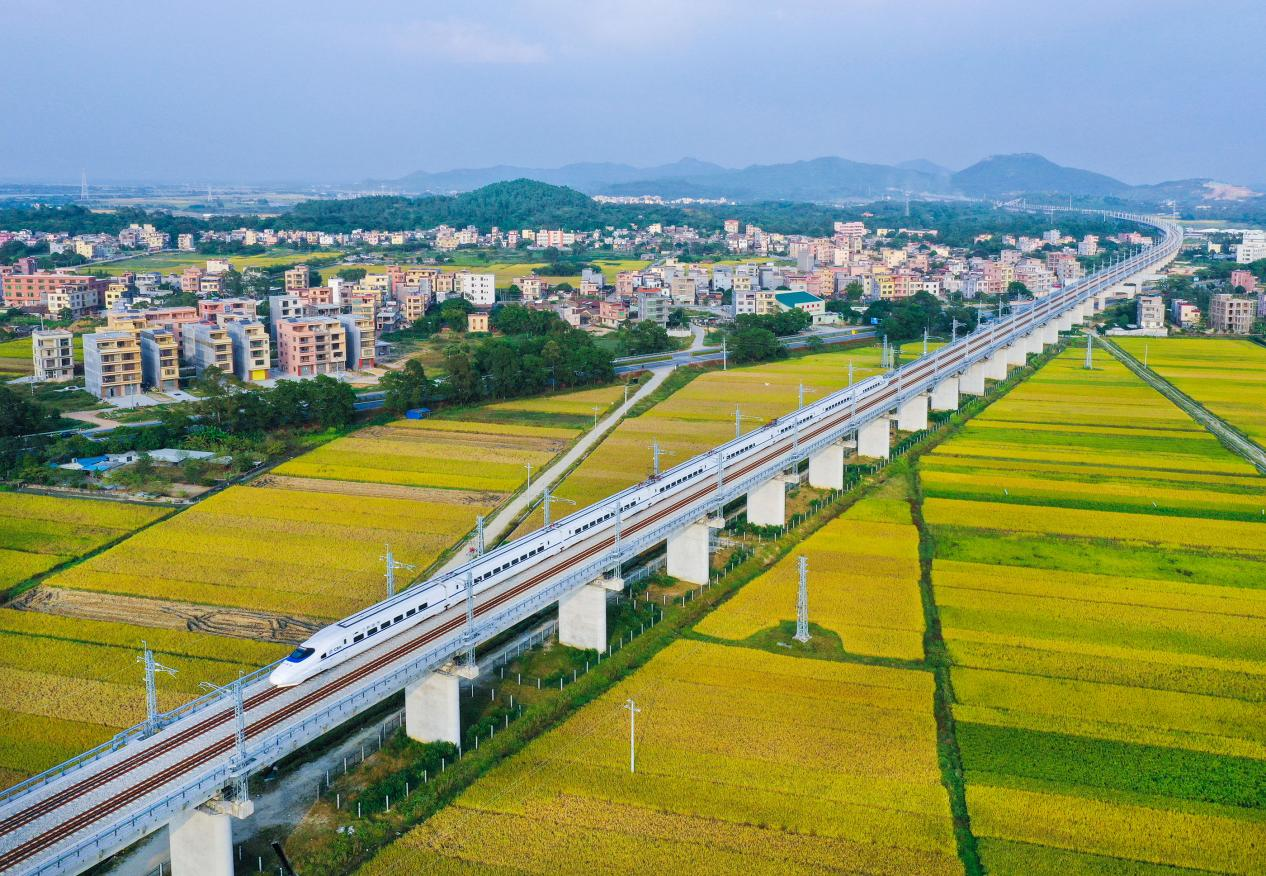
[2,0,1262,185]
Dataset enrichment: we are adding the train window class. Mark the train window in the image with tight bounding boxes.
[419,603,427,610]
[368,626,378,636]
[320,653,326,659]
[394,614,404,623]
[406,608,416,617]
[353,633,364,643]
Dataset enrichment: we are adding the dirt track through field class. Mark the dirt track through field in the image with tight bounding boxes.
[11,586,321,645]
[252,474,501,506]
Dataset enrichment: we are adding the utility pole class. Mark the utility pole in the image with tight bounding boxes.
[1143,344,1149,369]
[523,463,532,489]
[623,698,641,773]
[381,545,415,598]
[793,556,810,643]
[922,328,928,357]
[847,359,854,387]
[80,169,88,201]
[1084,332,1094,370]
[542,484,574,527]
[592,406,601,429]
[475,516,486,557]
[199,676,249,803]
[463,569,476,666]
[138,643,177,737]
[951,318,960,343]
[721,336,727,371]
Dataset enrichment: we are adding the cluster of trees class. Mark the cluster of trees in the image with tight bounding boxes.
[384,302,618,408]
[617,320,674,356]
[1,372,358,482]
[192,369,357,434]
[858,292,979,344]
[442,332,613,405]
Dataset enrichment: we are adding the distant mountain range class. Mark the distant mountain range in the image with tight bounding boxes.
[374,152,1260,209]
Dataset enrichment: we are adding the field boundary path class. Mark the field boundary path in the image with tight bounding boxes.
[435,367,674,574]
[1099,334,1266,472]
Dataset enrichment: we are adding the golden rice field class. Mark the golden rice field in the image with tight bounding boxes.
[45,382,618,620]
[1115,337,1266,446]
[510,344,907,535]
[361,640,959,876]
[696,477,925,661]
[0,608,286,784]
[0,492,168,593]
[923,346,1266,874]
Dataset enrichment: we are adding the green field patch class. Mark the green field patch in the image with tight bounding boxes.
[932,526,1266,591]
[977,836,1221,876]
[959,722,1266,809]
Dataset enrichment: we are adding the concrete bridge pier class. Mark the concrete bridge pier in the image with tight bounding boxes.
[896,393,928,432]
[1025,331,1044,355]
[667,515,722,583]
[747,475,792,527]
[169,798,253,876]
[807,441,845,490]
[959,362,986,396]
[405,663,476,746]
[559,577,623,652]
[1042,322,1059,344]
[983,350,1009,381]
[857,416,891,459]
[1056,312,1074,332]
[930,376,959,411]
[1005,341,1028,367]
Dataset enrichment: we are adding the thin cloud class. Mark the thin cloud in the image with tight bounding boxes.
[391,18,547,64]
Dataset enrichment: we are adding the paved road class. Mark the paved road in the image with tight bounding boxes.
[434,366,675,574]
[1099,335,1266,473]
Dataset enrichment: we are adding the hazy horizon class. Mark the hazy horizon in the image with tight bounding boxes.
[4,0,1264,187]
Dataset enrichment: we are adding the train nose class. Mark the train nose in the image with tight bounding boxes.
[269,665,300,687]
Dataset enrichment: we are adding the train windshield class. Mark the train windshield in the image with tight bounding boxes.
[285,647,315,663]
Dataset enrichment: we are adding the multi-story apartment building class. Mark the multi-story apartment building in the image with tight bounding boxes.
[138,328,180,391]
[107,306,200,343]
[275,317,347,377]
[1171,299,1201,328]
[337,312,375,369]
[456,271,496,307]
[198,298,260,321]
[1209,293,1255,334]
[1230,269,1258,294]
[401,292,431,323]
[635,291,670,325]
[598,298,629,327]
[1235,231,1266,264]
[268,295,308,338]
[224,319,271,382]
[182,322,234,375]
[284,265,311,292]
[1136,294,1165,330]
[181,267,204,294]
[31,329,74,382]
[2,272,108,312]
[198,273,227,296]
[84,331,143,400]
[45,280,101,318]
[177,233,196,252]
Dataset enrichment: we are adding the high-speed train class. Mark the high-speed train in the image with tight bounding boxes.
[269,372,892,686]
[271,212,1181,688]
